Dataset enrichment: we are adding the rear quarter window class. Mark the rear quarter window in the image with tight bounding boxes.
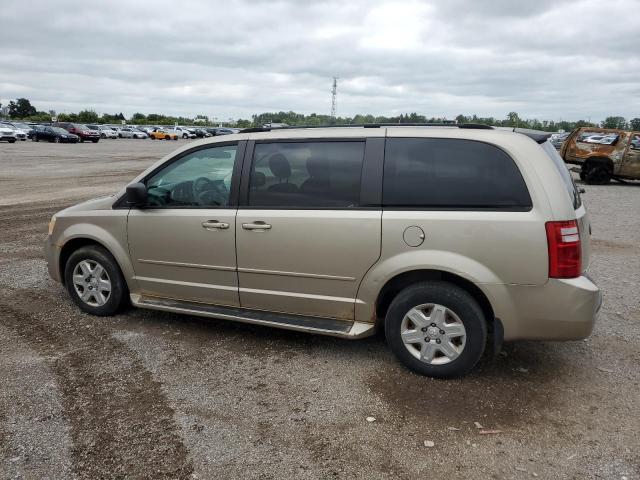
[542,141,582,209]
[383,138,532,210]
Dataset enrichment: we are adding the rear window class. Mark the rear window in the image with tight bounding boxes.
[542,141,582,209]
[383,138,532,210]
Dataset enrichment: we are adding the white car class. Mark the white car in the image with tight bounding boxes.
[120,127,148,139]
[0,126,17,143]
[97,126,118,139]
[168,126,196,139]
[0,123,28,141]
[1,121,32,140]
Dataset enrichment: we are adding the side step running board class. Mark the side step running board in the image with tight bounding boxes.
[131,294,376,339]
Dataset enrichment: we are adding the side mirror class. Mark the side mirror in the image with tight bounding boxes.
[126,182,148,206]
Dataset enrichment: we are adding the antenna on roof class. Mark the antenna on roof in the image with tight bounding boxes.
[330,77,338,120]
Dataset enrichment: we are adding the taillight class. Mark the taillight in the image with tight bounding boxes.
[545,220,581,278]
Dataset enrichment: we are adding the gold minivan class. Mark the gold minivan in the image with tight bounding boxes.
[45,125,601,378]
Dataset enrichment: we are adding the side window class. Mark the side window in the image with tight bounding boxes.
[145,144,237,208]
[630,134,640,150]
[248,141,365,208]
[383,138,532,210]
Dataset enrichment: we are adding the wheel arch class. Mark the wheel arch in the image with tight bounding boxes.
[58,234,135,292]
[374,269,496,334]
[583,155,614,170]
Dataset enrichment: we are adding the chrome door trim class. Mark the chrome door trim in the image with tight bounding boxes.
[238,286,365,304]
[138,259,236,272]
[237,267,355,282]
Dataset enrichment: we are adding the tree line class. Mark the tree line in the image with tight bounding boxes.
[2,97,639,132]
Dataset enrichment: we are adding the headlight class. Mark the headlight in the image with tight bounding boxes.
[48,216,57,236]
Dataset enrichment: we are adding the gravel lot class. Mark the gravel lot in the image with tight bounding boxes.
[0,139,638,479]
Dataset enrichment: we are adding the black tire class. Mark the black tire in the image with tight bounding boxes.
[54,137,60,143]
[583,163,611,185]
[183,133,188,139]
[385,281,487,378]
[165,136,171,141]
[64,245,129,316]
[79,137,84,143]
[92,139,99,143]
[32,136,38,142]
[9,139,16,143]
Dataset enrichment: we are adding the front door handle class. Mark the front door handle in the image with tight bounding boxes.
[202,220,229,230]
[242,221,272,231]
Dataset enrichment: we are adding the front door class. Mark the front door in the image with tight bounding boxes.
[127,142,242,306]
[235,140,382,320]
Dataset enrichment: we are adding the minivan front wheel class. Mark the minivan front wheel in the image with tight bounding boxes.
[385,282,487,378]
[64,245,128,316]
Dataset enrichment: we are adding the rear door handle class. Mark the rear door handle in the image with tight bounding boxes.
[242,221,272,231]
[202,220,229,230]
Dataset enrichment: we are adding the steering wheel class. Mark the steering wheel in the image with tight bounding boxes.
[193,177,226,206]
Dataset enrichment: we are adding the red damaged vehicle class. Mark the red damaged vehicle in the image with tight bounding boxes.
[53,122,101,143]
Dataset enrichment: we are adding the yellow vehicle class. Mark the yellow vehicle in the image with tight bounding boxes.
[149,128,178,140]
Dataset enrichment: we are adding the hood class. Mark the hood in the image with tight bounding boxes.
[57,195,117,216]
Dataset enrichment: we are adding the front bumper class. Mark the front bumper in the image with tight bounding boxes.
[44,236,62,283]
[486,274,601,341]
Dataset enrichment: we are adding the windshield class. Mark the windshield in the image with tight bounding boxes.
[52,127,69,134]
[542,141,581,209]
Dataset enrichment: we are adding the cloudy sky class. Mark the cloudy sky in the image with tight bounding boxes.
[1,0,639,122]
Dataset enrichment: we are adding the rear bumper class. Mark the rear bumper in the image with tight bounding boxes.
[485,274,601,341]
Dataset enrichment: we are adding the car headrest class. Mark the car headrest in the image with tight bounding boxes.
[306,157,329,179]
[268,154,291,179]
[251,171,266,188]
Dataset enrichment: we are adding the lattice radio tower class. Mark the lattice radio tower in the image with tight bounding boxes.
[330,77,338,119]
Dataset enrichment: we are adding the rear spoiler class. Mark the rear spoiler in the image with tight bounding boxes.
[494,127,553,144]
[512,128,553,144]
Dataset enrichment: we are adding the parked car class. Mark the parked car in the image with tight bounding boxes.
[0,123,28,141]
[32,125,80,143]
[45,124,600,379]
[137,126,155,135]
[549,132,569,150]
[167,126,196,139]
[119,126,148,139]
[1,121,33,139]
[53,122,100,143]
[95,125,118,139]
[0,126,17,143]
[87,125,116,139]
[192,128,212,138]
[205,127,239,136]
[148,128,179,140]
[560,127,640,184]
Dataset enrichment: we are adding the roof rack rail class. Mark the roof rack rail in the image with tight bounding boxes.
[238,123,495,133]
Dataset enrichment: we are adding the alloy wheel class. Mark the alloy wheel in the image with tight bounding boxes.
[400,303,467,365]
[72,259,112,307]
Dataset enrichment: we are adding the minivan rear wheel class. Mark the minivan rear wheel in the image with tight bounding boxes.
[64,245,128,316]
[385,281,487,378]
